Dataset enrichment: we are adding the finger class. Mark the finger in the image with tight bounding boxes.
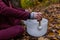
[37,14,42,18]
[38,12,42,14]
[36,16,42,21]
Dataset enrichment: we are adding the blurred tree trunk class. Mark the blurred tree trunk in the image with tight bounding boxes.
[11,0,21,8]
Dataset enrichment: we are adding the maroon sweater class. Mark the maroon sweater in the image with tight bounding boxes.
[0,0,30,39]
[0,0,30,28]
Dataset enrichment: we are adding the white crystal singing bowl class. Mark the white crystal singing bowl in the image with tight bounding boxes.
[24,18,48,37]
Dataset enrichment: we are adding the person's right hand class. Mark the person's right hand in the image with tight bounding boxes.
[34,12,42,21]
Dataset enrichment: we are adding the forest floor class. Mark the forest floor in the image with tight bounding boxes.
[11,3,60,40]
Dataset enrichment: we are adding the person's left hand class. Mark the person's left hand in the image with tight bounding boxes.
[25,8,32,13]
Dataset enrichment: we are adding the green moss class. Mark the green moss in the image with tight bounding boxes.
[20,0,34,9]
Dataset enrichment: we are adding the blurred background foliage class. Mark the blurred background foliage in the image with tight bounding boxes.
[11,0,60,9]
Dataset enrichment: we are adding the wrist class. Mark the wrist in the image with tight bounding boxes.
[30,12,37,19]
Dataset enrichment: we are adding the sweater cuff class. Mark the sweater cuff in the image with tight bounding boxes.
[30,12,35,19]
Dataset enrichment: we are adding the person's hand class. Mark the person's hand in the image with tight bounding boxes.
[25,8,32,13]
[33,12,42,21]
